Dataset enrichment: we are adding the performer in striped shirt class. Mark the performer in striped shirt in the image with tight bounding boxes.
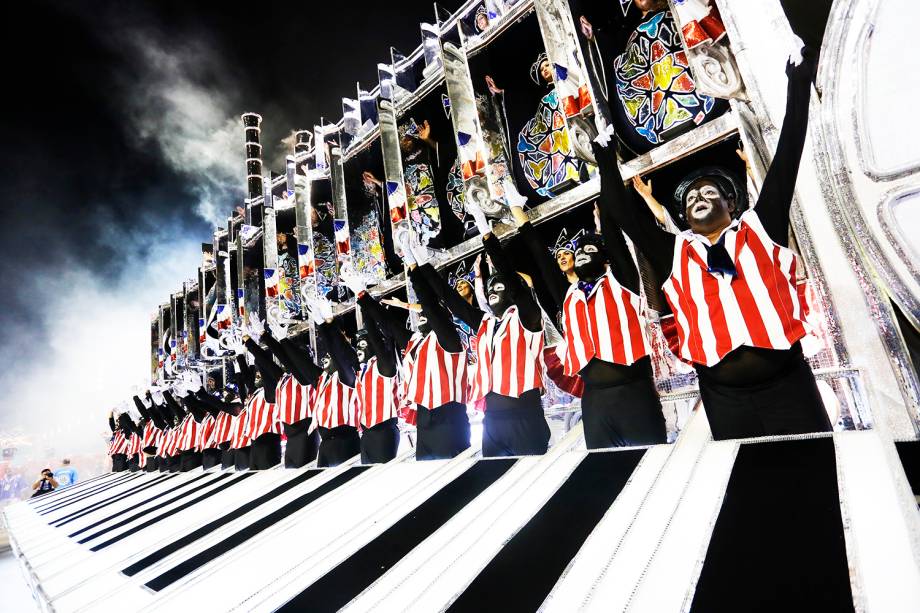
[384,244,472,460]
[304,297,361,467]
[133,393,165,471]
[341,270,404,464]
[605,42,831,440]
[260,329,322,468]
[230,354,256,470]
[241,319,285,470]
[404,208,551,457]
[197,385,244,470]
[107,410,129,472]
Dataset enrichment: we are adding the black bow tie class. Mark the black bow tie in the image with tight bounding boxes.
[706,235,737,277]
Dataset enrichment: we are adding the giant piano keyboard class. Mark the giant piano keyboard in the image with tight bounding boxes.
[4,415,920,612]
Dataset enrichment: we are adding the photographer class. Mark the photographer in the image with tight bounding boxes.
[31,469,58,498]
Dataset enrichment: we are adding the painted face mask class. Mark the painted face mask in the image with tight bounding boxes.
[487,273,513,317]
[417,313,432,335]
[354,329,373,365]
[573,233,609,281]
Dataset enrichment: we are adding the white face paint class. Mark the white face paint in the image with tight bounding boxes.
[488,281,506,305]
[685,185,722,221]
[575,244,598,266]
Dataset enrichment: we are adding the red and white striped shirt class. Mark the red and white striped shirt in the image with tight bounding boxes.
[469,307,545,402]
[276,373,315,425]
[159,427,181,458]
[356,357,402,428]
[230,409,252,449]
[175,414,200,452]
[198,414,218,449]
[213,411,235,445]
[562,270,650,374]
[402,332,468,409]
[662,210,807,367]
[108,430,128,456]
[141,420,163,453]
[244,388,281,440]
[126,432,142,457]
[313,371,358,430]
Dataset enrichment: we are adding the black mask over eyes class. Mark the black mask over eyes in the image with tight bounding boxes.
[354,330,373,365]
[417,313,431,335]
[487,273,513,318]
[573,234,609,281]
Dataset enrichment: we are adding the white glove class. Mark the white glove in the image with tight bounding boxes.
[410,238,429,266]
[593,123,615,148]
[184,371,203,393]
[788,34,805,67]
[339,265,366,296]
[246,312,265,342]
[466,201,491,236]
[306,295,334,324]
[267,316,288,341]
[150,389,165,406]
[396,229,416,266]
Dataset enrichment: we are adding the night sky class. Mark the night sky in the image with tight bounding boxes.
[0,0,462,452]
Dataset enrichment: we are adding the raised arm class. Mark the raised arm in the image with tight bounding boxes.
[595,178,641,294]
[408,265,463,353]
[358,292,412,351]
[317,320,358,388]
[261,331,322,387]
[593,142,674,279]
[755,46,817,246]
[361,307,397,377]
[244,338,283,402]
[481,232,543,332]
[417,263,484,330]
[512,206,569,312]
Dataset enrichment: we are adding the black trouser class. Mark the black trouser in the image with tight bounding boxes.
[483,389,550,457]
[202,448,222,470]
[111,453,127,472]
[144,456,160,472]
[416,401,471,461]
[581,358,667,449]
[250,432,282,470]
[283,419,319,468]
[219,442,234,469]
[167,455,182,473]
[697,349,832,441]
[127,454,140,472]
[179,450,203,472]
[317,425,360,468]
[158,456,170,473]
[234,446,251,471]
[360,418,400,464]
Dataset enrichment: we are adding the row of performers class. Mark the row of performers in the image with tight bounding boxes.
[106,45,829,472]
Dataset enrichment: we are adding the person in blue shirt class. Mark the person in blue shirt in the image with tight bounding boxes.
[54,458,78,488]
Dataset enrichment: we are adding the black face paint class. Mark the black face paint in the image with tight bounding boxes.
[573,234,608,281]
[354,329,373,365]
[487,273,513,318]
[417,314,432,335]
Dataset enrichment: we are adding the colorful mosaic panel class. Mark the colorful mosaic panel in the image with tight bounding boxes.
[613,10,716,147]
[516,90,587,197]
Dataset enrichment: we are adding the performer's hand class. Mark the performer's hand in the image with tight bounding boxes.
[306,295,334,324]
[245,312,264,342]
[465,201,491,237]
[632,175,653,200]
[788,34,805,67]
[396,228,417,267]
[485,75,503,95]
[362,171,382,187]
[267,317,287,341]
[339,265,366,296]
[418,120,432,142]
[579,16,593,40]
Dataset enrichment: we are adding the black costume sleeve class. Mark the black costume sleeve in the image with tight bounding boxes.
[163,391,186,423]
[318,321,358,388]
[234,355,255,400]
[518,221,569,313]
[183,394,209,422]
[754,50,817,247]
[595,165,641,295]
[482,233,542,332]
[594,142,674,279]
[244,338,282,402]
[361,306,397,377]
[408,266,463,353]
[357,292,412,351]
[108,415,117,433]
[148,399,171,430]
[118,413,141,437]
[262,332,322,387]
[418,262,484,331]
[132,396,151,422]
